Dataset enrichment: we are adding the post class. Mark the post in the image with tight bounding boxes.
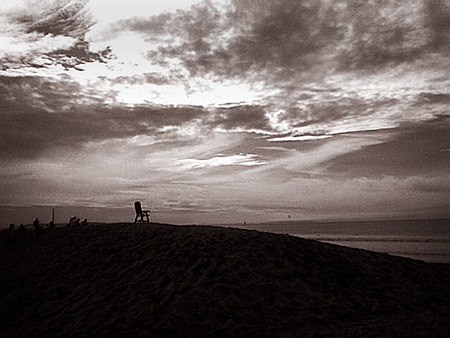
[52,208,55,223]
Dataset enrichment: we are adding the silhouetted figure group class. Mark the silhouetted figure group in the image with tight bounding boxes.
[67,217,88,227]
[9,218,61,239]
[7,216,90,240]
[68,217,79,227]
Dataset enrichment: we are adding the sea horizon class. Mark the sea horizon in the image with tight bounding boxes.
[223,218,450,264]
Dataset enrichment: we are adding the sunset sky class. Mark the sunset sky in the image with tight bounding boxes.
[1,0,449,226]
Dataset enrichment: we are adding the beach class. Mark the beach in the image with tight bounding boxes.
[1,222,450,337]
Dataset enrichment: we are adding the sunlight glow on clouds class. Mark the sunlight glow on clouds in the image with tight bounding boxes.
[175,154,267,170]
[269,135,333,142]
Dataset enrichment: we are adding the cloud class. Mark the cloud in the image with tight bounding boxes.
[412,176,450,194]
[0,0,112,72]
[174,154,267,170]
[268,135,332,142]
[227,0,343,76]
[0,75,211,160]
[112,12,174,37]
[416,92,450,105]
[4,0,444,132]
[23,0,93,38]
[112,0,450,82]
[325,116,450,178]
[336,0,428,70]
[122,0,343,80]
[425,0,450,50]
[117,2,233,77]
[108,73,171,86]
[83,0,449,145]
[46,40,112,71]
[277,96,399,130]
[209,105,272,131]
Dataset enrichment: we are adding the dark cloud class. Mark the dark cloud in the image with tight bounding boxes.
[114,0,450,81]
[226,0,343,76]
[0,102,206,160]
[0,76,274,163]
[118,12,173,36]
[23,0,93,38]
[338,0,450,71]
[279,96,398,129]
[416,92,450,105]
[412,179,450,193]
[145,2,231,76]
[425,0,450,51]
[336,1,424,70]
[5,0,445,84]
[0,75,276,162]
[209,105,272,131]
[0,98,80,160]
[1,0,112,72]
[107,73,171,86]
[326,116,450,178]
[0,75,84,111]
[117,0,342,79]
[338,30,424,71]
[0,76,209,160]
[129,104,206,128]
[46,41,112,71]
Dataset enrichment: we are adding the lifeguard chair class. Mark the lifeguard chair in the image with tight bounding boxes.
[134,201,151,223]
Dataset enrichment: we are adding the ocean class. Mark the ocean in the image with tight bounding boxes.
[226,219,450,264]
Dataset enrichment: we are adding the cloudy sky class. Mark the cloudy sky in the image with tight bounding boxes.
[1,0,449,225]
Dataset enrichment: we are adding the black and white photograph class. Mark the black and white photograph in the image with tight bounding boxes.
[1,0,449,336]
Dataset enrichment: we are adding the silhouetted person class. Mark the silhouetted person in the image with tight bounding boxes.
[75,218,80,226]
[68,216,77,227]
[81,219,88,226]
[17,224,26,237]
[9,223,15,230]
[33,218,43,235]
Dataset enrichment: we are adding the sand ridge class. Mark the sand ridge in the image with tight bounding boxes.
[1,223,450,337]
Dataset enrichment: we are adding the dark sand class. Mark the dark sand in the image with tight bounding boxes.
[1,223,450,337]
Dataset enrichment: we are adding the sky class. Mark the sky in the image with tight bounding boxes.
[1,0,449,226]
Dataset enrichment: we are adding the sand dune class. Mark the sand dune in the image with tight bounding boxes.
[1,223,450,337]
